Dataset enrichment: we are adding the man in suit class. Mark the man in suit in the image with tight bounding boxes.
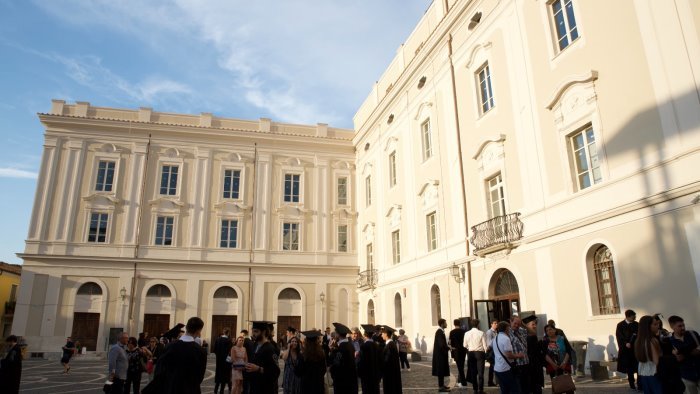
[380,325,402,394]
[616,309,640,390]
[449,318,467,388]
[214,328,233,394]
[329,322,359,394]
[149,317,208,393]
[433,318,451,392]
[245,321,281,394]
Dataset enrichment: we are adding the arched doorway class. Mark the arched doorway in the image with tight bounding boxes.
[394,293,403,328]
[367,299,375,325]
[473,269,521,331]
[143,284,172,338]
[72,282,103,351]
[210,286,238,345]
[277,288,302,341]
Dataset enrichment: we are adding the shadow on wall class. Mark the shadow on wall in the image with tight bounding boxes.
[584,337,606,375]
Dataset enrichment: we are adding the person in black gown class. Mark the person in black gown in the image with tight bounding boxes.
[358,324,381,394]
[1,335,22,394]
[294,330,327,394]
[380,325,402,394]
[329,322,358,394]
[245,321,281,394]
[522,313,545,394]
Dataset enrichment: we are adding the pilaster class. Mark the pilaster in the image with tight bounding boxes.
[40,275,62,337]
[10,270,35,335]
[123,142,148,246]
[189,148,212,248]
[255,154,272,250]
[55,139,85,243]
[28,137,60,241]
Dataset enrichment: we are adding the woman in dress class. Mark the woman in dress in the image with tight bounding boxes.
[282,336,302,394]
[230,336,248,394]
[635,315,663,394]
[295,330,326,394]
[541,323,573,387]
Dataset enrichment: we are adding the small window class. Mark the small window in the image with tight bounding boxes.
[367,299,375,325]
[365,175,372,206]
[220,219,239,248]
[77,282,103,296]
[147,284,171,297]
[155,216,174,246]
[388,152,397,187]
[430,285,442,325]
[487,173,506,218]
[279,288,301,300]
[213,286,238,299]
[283,174,301,203]
[569,125,602,191]
[366,243,373,271]
[338,225,348,252]
[88,212,108,243]
[421,120,433,160]
[593,245,620,315]
[223,169,241,199]
[426,212,437,251]
[160,165,179,195]
[477,63,495,114]
[282,222,299,251]
[95,161,115,192]
[391,230,401,264]
[337,177,348,205]
[394,293,403,327]
[551,0,579,51]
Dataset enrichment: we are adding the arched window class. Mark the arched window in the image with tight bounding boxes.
[430,285,442,325]
[367,299,375,325]
[146,284,171,297]
[278,288,301,300]
[77,282,103,296]
[592,245,620,315]
[394,293,403,328]
[494,270,519,297]
[213,286,238,299]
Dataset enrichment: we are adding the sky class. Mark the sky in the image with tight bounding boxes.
[0,0,430,264]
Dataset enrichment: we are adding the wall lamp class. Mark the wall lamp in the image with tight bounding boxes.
[450,263,465,283]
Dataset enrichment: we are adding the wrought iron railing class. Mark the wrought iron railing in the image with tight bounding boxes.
[470,213,524,254]
[356,269,378,290]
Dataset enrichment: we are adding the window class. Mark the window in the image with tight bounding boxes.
[146,284,171,297]
[421,119,433,160]
[223,169,241,199]
[337,177,348,205]
[391,230,401,264]
[220,219,239,248]
[155,216,174,246]
[551,0,579,51]
[160,165,178,195]
[10,284,18,302]
[487,173,506,218]
[338,225,348,252]
[279,288,301,300]
[430,285,442,325]
[282,222,299,250]
[593,245,620,315]
[88,212,108,243]
[367,299,375,325]
[95,161,115,192]
[394,293,403,327]
[426,212,437,251]
[366,243,373,271]
[77,282,103,296]
[569,125,602,190]
[283,174,301,203]
[477,63,495,114]
[388,152,397,187]
[365,175,372,206]
[213,286,238,298]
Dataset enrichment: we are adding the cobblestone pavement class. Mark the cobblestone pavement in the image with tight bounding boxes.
[17,356,632,393]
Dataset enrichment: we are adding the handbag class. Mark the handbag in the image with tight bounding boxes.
[551,373,576,393]
[145,359,154,374]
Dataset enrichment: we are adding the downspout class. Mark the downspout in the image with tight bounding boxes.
[130,131,151,332]
[447,34,474,317]
[247,143,258,325]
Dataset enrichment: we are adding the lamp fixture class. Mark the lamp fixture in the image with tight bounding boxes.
[450,263,465,283]
[120,287,127,301]
[320,291,325,303]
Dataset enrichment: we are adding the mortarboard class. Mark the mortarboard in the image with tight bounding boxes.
[333,322,351,336]
[301,330,322,340]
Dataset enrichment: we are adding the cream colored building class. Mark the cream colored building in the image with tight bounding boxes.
[14,101,359,353]
[354,0,700,369]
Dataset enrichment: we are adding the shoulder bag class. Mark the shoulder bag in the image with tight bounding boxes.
[494,334,519,376]
[551,373,576,394]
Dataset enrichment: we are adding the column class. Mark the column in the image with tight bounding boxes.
[28,137,60,241]
[40,275,62,337]
[122,142,148,246]
[55,140,86,243]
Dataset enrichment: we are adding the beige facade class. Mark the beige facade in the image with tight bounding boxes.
[353,0,700,369]
[15,102,359,353]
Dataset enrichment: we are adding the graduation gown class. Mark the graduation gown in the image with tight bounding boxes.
[432,328,450,377]
[0,343,22,394]
[213,336,233,384]
[615,320,639,373]
[249,341,281,394]
[526,334,545,391]
[381,340,402,394]
[358,339,381,394]
[294,352,327,394]
[329,340,359,394]
[148,340,207,394]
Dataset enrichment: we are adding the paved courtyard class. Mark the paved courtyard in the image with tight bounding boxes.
[17,355,632,393]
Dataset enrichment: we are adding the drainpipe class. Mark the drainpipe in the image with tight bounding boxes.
[447,34,474,317]
[130,131,151,333]
[247,143,258,325]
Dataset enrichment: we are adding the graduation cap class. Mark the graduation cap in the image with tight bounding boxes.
[361,324,378,335]
[333,322,351,336]
[380,325,396,335]
[301,330,322,340]
[162,323,185,340]
[521,312,538,324]
[250,321,276,330]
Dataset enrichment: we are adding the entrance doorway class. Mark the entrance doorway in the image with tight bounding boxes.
[144,314,171,338]
[474,269,520,331]
[276,316,301,341]
[211,315,238,345]
[71,312,100,351]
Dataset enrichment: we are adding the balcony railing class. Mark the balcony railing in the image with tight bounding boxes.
[357,269,378,290]
[470,213,524,256]
[4,300,16,316]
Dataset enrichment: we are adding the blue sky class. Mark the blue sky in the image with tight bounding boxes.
[0,0,429,264]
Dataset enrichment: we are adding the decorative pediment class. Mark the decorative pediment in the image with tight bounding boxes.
[332,208,357,220]
[546,71,599,128]
[414,101,433,121]
[417,180,440,211]
[275,204,314,218]
[385,204,402,228]
[331,160,354,170]
[89,143,121,153]
[276,156,310,168]
[545,70,599,110]
[213,200,251,215]
[163,147,181,158]
[83,193,120,209]
[362,162,373,176]
[384,136,399,153]
[466,41,493,68]
[472,135,506,175]
[472,134,506,160]
[362,222,375,242]
[149,196,185,213]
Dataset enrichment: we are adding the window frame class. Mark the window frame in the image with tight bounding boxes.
[283,173,302,203]
[154,215,176,246]
[486,172,507,218]
[366,243,373,271]
[337,224,349,252]
[421,119,433,161]
[568,124,602,192]
[86,211,110,243]
[426,211,438,251]
[549,0,580,53]
[337,176,349,206]
[365,175,372,207]
[219,218,240,248]
[476,62,495,115]
[90,151,121,195]
[388,151,398,187]
[94,160,116,192]
[158,164,180,196]
[391,230,401,264]
[281,221,301,251]
[222,169,242,200]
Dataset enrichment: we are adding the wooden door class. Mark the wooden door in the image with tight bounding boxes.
[211,315,238,345]
[71,312,100,351]
[276,316,301,342]
[143,314,171,338]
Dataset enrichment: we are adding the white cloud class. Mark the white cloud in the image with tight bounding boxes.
[0,168,38,179]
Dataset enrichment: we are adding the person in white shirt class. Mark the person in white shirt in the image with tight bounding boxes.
[493,321,525,394]
[486,320,498,387]
[464,319,488,393]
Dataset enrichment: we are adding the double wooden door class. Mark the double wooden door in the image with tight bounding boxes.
[211,315,238,345]
[276,316,301,342]
[143,314,171,338]
[71,312,100,351]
